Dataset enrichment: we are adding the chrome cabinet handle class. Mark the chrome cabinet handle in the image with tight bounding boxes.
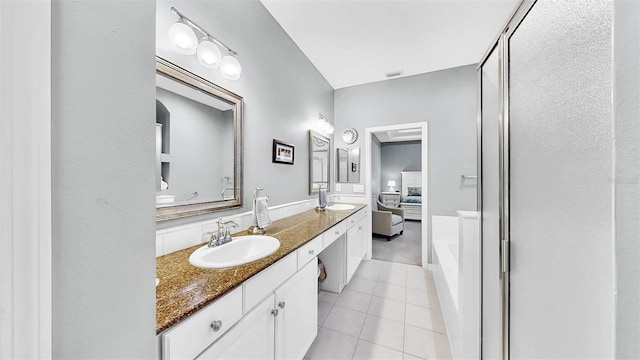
[271,309,279,317]
[278,301,286,309]
[210,320,222,332]
[309,249,315,255]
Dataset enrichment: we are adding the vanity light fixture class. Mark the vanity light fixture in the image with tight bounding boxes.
[316,113,335,135]
[168,7,242,80]
[168,18,198,55]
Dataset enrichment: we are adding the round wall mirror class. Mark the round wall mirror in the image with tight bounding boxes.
[342,128,358,144]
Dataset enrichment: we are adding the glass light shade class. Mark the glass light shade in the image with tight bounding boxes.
[168,21,198,55]
[197,40,222,69]
[221,54,242,80]
[315,118,334,135]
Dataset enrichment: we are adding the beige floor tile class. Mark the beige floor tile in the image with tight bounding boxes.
[336,289,373,313]
[404,324,452,360]
[318,300,333,326]
[305,327,358,360]
[378,271,408,287]
[347,277,377,295]
[323,304,367,338]
[319,290,340,304]
[359,314,405,352]
[352,339,404,360]
[373,282,406,302]
[406,287,439,309]
[367,296,405,323]
[405,303,446,334]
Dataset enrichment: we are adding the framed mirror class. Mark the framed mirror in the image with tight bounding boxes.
[155,57,243,222]
[336,147,360,183]
[309,130,330,194]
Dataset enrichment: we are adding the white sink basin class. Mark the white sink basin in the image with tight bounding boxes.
[189,235,281,269]
[326,204,356,211]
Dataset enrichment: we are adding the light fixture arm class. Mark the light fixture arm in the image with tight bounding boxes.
[170,7,237,56]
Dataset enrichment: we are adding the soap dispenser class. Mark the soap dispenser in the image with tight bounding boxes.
[318,188,328,211]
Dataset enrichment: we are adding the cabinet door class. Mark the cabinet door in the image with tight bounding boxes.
[346,217,366,283]
[275,258,318,360]
[197,294,275,360]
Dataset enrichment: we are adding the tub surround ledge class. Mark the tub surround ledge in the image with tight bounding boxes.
[156,204,365,334]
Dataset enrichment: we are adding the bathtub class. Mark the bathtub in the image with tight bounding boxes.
[432,211,480,360]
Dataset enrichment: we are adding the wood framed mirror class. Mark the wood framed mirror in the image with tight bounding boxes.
[309,130,330,194]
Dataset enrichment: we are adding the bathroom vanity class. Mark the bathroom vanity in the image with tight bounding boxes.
[156,204,368,359]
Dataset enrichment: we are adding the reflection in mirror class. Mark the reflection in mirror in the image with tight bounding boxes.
[309,130,330,194]
[156,57,243,222]
[336,148,360,183]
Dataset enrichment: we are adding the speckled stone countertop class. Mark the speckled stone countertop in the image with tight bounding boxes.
[156,204,366,334]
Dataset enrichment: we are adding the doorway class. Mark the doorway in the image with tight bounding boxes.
[364,122,429,267]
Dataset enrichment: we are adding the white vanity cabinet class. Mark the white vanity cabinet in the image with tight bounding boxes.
[319,208,368,293]
[346,216,366,283]
[161,287,243,360]
[197,294,275,360]
[159,206,367,360]
[198,259,317,360]
[274,258,318,359]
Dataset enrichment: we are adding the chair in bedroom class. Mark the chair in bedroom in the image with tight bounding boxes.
[372,197,405,241]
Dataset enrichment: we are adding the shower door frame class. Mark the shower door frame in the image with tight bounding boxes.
[476,1,537,359]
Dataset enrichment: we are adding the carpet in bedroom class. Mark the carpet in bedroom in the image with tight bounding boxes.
[372,220,422,266]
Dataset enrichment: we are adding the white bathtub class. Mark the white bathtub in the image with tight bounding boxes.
[432,216,460,310]
[432,212,480,360]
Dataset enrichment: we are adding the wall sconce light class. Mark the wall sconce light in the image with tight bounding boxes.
[168,7,242,80]
[316,113,335,135]
[387,180,396,192]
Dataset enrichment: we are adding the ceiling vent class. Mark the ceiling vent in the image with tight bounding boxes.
[385,70,403,78]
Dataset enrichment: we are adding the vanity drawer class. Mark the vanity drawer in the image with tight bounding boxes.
[161,286,242,360]
[297,236,323,269]
[346,209,366,229]
[323,222,347,248]
[243,252,297,313]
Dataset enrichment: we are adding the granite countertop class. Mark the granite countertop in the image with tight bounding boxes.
[156,204,366,334]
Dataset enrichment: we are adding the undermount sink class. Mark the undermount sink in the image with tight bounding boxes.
[326,204,356,211]
[189,235,281,269]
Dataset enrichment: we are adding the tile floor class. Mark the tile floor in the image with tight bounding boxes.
[305,259,452,360]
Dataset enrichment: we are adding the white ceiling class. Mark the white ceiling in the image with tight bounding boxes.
[260,0,519,89]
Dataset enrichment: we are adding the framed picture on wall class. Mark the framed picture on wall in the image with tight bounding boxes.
[272,139,295,165]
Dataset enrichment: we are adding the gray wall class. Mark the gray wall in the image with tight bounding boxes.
[52,0,157,358]
[334,65,477,216]
[156,0,334,228]
[380,141,421,192]
[614,0,640,357]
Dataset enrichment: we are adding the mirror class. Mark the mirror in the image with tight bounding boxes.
[336,148,360,183]
[155,57,243,222]
[309,130,330,194]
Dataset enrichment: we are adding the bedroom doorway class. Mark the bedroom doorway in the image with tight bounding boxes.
[364,122,429,268]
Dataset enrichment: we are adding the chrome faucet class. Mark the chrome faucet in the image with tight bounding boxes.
[207,218,239,247]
